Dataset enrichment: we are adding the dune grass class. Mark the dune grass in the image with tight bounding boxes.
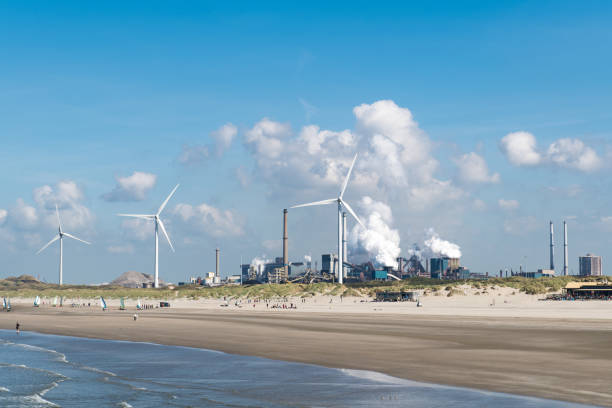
[0,274,607,300]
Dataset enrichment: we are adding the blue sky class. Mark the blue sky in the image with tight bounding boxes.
[1,1,611,283]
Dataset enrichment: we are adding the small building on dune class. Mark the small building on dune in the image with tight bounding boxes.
[563,282,612,300]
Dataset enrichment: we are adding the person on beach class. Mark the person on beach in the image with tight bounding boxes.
[15,322,20,334]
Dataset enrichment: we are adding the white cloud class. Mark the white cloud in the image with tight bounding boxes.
[244,118,291,160]
[32,181,93,231]
[0,209,7,225]
[178,144,209,165]
[500,131,541,166]
[473,199,487,211]
[179,123,238,165]
[547,138,602,172]
[173,202,244,237]
[243,100,462,212]
[498,199,520,211]
[454,152,500,184]
[501,132,602,172]
[10,199,39,229]
[235,166,251,188]
[120,218,153,241]
[211,123,237,155]
[102,171,157,202]
[262,239,281,251]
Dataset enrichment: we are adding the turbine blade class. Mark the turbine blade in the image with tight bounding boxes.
[117,214,155,219]
[36,235,60,254]
[157,218,175,252]
[339,153,358,199]
[63,232,91,245]
[157,184,179,216]
[55,204,63,233]
[291,198,336,208]
[341,199,365,228]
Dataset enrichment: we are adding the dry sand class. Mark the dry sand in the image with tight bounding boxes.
[2,291,612,406]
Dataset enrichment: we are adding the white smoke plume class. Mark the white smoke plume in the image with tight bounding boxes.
[250,256,272,275]
[423,228,461,258]
[304,255,312,263]
[349,196,401,268]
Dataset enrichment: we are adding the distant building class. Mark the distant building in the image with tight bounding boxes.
[579,254,602,276]
[516,269,555,279]
[430,258,449,279]
[321,254,337,277]
[267,267,288,284]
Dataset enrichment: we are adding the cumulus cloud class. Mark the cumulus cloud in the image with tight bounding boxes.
[473,199,487,211]
[454,152,500,184]
[178,123,238,165]
[243,100,462,211]
[500,131,542,166]
[102,172,157,202]
[500,131,602,172]
[120,218,153,241]
[0,209,7,225]
[498,199,520,211]
[547,138,602,172]
[10,199,39,229]
[211,123,238,155]
[173,202,244,237]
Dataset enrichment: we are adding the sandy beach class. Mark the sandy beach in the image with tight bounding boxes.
[2,292,612,407]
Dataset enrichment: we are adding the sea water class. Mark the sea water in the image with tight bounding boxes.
[0,330,592,407]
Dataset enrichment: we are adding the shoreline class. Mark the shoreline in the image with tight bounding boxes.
[1,328,595,408]
[1,301,611,407]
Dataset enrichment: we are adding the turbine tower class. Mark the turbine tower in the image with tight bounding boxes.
[549,221,555,272]
[292,154,364,284]
[563,220,568,276]
[37,204,91,286]
[118,184,179,288]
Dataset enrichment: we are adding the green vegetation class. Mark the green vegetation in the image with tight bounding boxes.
[0,274,608,300]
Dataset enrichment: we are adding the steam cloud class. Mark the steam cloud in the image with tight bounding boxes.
[349,196,401,268]
[423,228,462,258]
[250,256,272,274]
[304,255,312,263]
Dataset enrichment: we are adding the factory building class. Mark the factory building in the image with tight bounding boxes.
[321,254,338,278]
[579,254,602,276]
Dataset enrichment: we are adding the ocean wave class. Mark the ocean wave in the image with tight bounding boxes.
[0,386,9,392]
[20,393,60,407]
[0,363,68,380]
[7,343,68,364]
[117,402,133,408]
[79,365,117,377]
[339,368,440,388]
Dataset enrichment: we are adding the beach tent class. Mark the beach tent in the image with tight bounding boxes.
[34,296,40,307]
[6,298,11,312]
[2,297,6,310]
[53,296,58,307]
[136,298,142,310]
[100,296,107,311]
[59,296,63,307]
[120,297,126,310]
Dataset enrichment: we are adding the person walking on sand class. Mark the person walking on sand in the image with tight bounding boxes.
[15,322,20,334]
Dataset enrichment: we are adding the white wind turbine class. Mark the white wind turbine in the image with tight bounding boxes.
[292,154,364,284]
[118,184,179,288]
[37,204,91,286]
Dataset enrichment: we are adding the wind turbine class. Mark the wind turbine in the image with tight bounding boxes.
[37,204,91,286]
[118,184,179,288]
[291,154,364,284]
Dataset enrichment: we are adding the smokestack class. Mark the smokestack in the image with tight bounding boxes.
[283,209,288,276]
[549,221,555,271]
[216,248,220,277]
[563,220,568,276]
[342,212,347,279]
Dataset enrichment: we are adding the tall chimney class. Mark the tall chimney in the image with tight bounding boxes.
[549,221,555,271]
[216,248,220,277]
[283,209,288,276]
[342,212,347,279]
[563,221,568,276]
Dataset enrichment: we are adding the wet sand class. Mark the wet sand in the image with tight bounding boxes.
[1,304,611,406]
